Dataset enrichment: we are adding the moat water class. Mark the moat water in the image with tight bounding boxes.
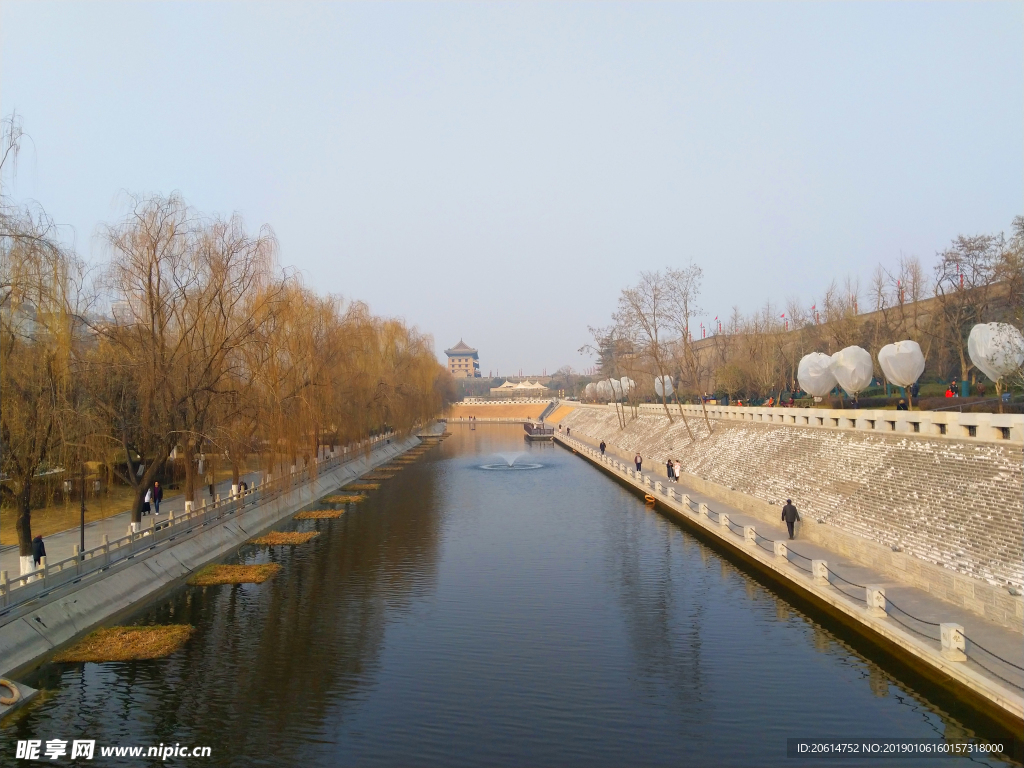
[3,425,1019,767]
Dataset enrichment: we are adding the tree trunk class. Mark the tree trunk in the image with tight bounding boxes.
[184,442,196,507]
[699,397,714,435]
[671,392,695,442]
[16,476,33,558]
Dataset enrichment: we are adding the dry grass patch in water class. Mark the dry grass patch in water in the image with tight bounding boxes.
[53,625,194,663]
[250,531,319,546]
[188,564,281,586]
[344,483,380,491]
[294,509,345,519]
[363,472,395,480]
[321,494,366,504]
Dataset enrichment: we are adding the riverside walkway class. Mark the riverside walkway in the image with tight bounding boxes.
[0,473,261,576]
[558,431,1024,727]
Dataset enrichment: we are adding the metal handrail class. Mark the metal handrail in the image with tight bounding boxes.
[0,431,397,614]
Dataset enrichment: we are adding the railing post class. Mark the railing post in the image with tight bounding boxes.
[73,544,81,575]
[699,503,710,519]
[773,541,788,560]
[720,512,730,529]
[940,623,967,661]
[40,556,48,587]
[866,586,887,618]
[184,500,193,515]
[744,526,756,546]
[811,560,829,585]
[102,535,109,567]
[682,494,691,510]
[0,570,8,608]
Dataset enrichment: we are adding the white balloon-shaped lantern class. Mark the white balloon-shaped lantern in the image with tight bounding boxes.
[829,346,874,397]
[584,383,595,399]
[620,377,635,396]
[609,378,623,399]
[968,323,1024,384]
[877,340,926,388]
[596,380,613,400]
[797,353,838,398]
[654,375,674,398]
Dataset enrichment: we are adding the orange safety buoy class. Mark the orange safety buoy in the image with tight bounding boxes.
[0,679,21,706]
[644,494,656,505]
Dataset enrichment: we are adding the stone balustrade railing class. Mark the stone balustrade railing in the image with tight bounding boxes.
[561,435,1024,694]
[565,401,1023,444]
[0,431,396,614]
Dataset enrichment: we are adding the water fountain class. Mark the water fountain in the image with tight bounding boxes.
[480,451,542,471]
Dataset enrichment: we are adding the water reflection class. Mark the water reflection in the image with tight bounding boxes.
[4,425,1019,767]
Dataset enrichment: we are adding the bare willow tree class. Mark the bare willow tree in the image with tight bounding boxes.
[665,263,712,433]
[0,115,89,570]
[929,234,1002,385]
[614,271,696,440]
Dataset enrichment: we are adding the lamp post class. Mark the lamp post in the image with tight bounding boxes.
[79,463,86,558]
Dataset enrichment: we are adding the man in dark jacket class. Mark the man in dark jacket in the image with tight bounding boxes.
[599,440,606,456]
[153,481,163,516]
[781,499,800,540]
[634,453,642,472]
[32,535,46,566]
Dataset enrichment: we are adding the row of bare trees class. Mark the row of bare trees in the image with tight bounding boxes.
[1,121,453,569]
[588,218,1023,409]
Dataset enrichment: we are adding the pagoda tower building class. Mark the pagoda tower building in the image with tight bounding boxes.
[445,340,481,378]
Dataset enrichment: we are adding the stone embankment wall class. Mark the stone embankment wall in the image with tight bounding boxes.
[448,403,548,419]
[560,406,1023,592]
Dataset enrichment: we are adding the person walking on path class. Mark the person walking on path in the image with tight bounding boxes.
[781,499,800,540]
[143,487,152,516]
[153,481,163,516]
[32,535,46,566]
[666,458,674,482]
[206,469,215,501]
[673,460,682,482]
[599,440,606,456]
[634,453,642,472]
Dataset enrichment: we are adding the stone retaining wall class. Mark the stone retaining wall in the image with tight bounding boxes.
[560,408,1023,597]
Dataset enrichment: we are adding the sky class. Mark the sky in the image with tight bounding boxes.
[1,2,1021,376]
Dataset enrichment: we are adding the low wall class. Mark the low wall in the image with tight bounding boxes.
[559,405,1023,628]
[0,435,421,678]
[449,403,549,420]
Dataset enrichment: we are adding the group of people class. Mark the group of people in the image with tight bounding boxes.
[141,481,164,516]
[601,440,803,540]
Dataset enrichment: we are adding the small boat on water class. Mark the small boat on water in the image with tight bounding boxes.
[523,422,555,442]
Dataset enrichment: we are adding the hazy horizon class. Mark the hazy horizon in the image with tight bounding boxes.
[2,2,1020,375]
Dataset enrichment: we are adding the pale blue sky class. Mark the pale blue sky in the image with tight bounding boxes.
[2,2,1021,375]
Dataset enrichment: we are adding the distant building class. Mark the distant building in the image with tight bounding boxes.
[445,340,481,378]
[490,380,547,396]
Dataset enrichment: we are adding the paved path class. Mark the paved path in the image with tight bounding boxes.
[563,432,1024,693]
[1,472,261,574]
